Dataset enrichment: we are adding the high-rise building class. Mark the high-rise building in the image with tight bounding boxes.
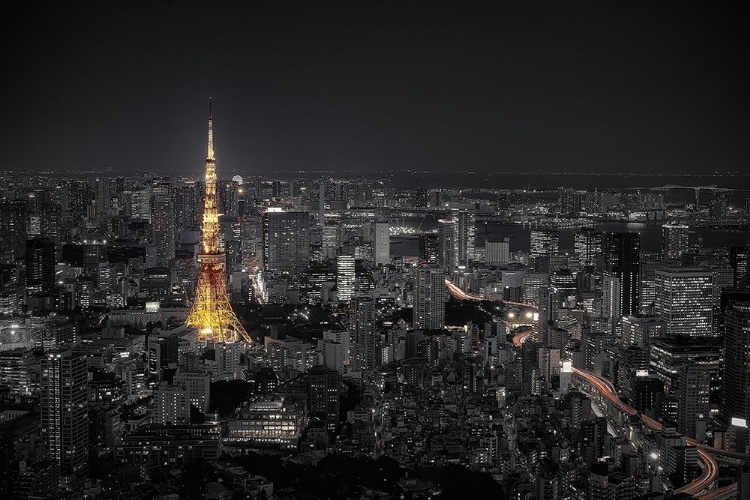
[185,101,250,343]
[336,254,356,302]
[263,209,310,273]
[153,382,190,425]
[677,364,710,440]
[621,316,665,348]
[574,227,601,267]
[530,228,559,258]
[350,296,376,370]
[418,232,438,264]
[173,369,211,413]
[662,224,689,260]
[437,218,457,270]
[152,185,175,267]
[413,264,445,330]
[486,237,510,266]
[601,232,640,317]
[601,275,621,322]
[308,365,340,434]
[0,199,27,262]
[456,209,475,267]
[723,303,750,452]
[373,222,390,266]
[41,349,88,484]
[654,267,714,337]
[25,238,55,297]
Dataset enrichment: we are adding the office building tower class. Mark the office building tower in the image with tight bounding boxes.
[350,296,376,370]
[486,237,510,266]
[655,267,714,337]
[373,222,390,266]
[662,224,689,260]
[418,231,438,264]
[456,209,475,267]
[729,245,748,288]
[621,316,665,348]
[41,349,88,483]
[0,198,27,262]
[522,273,549,306]
[25,238,55,297]
[649,336,722,402]
[530,228,559,258]
[413,264,445,330]
[151,186,175,267]
[175,180,202,231]
[602,275,621,323]
[437,218,457,270]
[639,259,663,313]
[336,255,356,302]
[723,303,750,451]
[173,370,211,413]
[574,227,601,267]
[308,365,340,434]
[677,364,710,440]
[601,232,640,317]
[263,209,310,273]
[153,382,190,425]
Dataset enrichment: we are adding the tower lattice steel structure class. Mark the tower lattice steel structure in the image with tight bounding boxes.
[185,101,250,343]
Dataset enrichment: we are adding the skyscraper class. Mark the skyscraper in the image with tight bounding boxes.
[350,296,376,370]
[0,198,27,262]
[413,263,445,330]
[185,101,250,343]
[601,232,640,317]
[574,227,601,267]
[723,303,750,451]
[530,228,559,258]
[437,218,457,270]
[25,238,55,297]
[263,209,310,273]
[308,365,340,434]
[336,254,356,302]
[373,222,390,266]
[677,364,710,440]
[152,184,175,267]
[662,224,690,260]
[41,349,89,484]
[456,209,475,267]
[654,267,714,337]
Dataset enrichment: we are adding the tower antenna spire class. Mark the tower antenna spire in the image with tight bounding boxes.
[207,98,214,160]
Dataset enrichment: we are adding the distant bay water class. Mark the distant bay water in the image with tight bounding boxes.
[390,221,748,258]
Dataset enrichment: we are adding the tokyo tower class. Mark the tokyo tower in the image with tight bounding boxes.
[185,100,250,343]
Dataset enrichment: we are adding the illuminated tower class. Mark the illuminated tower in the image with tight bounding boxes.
[185,101,250,343]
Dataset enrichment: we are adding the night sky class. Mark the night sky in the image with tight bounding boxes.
[1,1,747,178]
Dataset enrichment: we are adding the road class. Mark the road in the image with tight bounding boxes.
[511,327,533,347]
[447,279,742,498]
[572,367,724,497]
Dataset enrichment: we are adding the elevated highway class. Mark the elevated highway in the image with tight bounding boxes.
[572,368,745,497]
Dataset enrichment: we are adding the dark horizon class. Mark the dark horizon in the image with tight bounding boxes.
[1,1,747,177]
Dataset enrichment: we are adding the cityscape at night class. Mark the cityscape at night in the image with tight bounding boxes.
[1,2,749,500]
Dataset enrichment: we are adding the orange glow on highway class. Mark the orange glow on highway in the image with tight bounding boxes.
[572,367,723,496]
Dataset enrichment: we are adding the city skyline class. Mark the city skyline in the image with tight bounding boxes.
[1,2,748,178]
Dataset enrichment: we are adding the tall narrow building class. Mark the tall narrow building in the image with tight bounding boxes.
[185,101,250,343]
[601,232,640,318]
[413,263,445,330]
[41,349,88,484]
[723,303,750,452]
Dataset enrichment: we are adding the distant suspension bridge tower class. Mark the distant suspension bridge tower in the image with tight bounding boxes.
[185,100,250,343]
